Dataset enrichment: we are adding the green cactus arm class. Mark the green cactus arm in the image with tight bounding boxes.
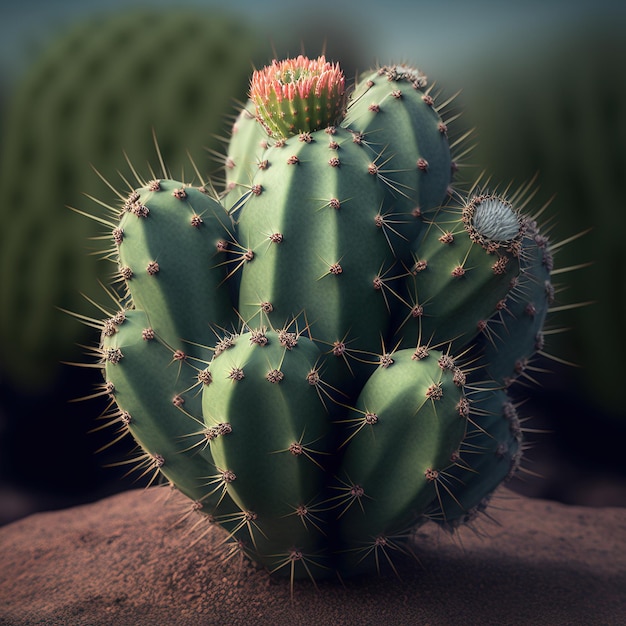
[341,65,452,237]
[236,127,400,393]
[337,348,467,543]
[116,180,234,352]
[103,308,239,519]
[203,329,335,577]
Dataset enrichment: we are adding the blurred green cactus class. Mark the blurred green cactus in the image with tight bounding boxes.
[0,8,265,390]
[461,22,624,417]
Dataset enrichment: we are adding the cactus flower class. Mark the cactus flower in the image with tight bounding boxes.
[250,55,346,138]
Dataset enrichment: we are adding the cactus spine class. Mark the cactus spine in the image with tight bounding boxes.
[84,54,567,583]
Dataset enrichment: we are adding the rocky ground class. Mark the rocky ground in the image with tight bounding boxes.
[0,486,624,625]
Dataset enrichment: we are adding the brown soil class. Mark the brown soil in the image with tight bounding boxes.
[0,487,624,625]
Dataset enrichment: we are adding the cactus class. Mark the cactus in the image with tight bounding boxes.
[83,54,569,584]
[473,213,555,387]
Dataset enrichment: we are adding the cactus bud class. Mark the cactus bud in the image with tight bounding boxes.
[250,55,346,138]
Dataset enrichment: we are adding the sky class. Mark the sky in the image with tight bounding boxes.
[2,0,624,92]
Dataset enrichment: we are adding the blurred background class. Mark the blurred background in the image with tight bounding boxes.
[1,0,625,525]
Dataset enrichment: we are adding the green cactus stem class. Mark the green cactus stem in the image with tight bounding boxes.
[235,126,400,395]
